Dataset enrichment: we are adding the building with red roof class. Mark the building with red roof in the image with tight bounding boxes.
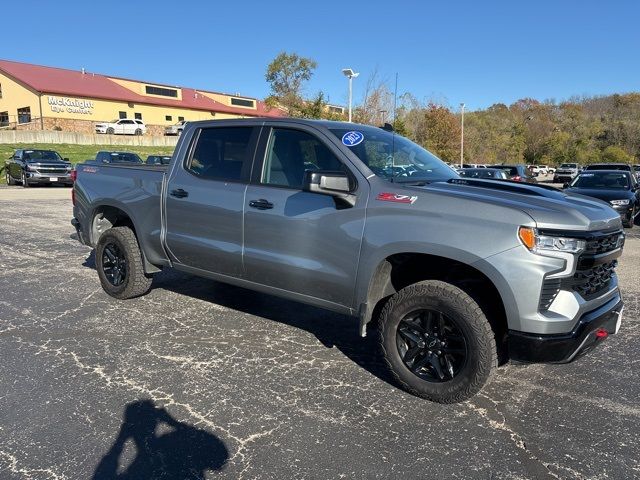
[0,59,284,135]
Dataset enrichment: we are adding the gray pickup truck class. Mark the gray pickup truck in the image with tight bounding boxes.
[71,119,625,403]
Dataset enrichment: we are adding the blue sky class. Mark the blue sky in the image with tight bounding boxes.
[2,0,638,111]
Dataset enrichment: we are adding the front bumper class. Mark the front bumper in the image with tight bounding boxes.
[508,296,623,363]
[25,171,73,184]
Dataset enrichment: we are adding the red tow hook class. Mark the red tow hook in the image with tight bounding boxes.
[595,328,608,339]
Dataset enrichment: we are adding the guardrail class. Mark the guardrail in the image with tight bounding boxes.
[0,130,179,147]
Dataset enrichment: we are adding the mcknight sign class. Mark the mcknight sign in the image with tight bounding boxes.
[47,96,94,115]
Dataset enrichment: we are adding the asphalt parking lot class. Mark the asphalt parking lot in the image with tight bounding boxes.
[0,184,639,479]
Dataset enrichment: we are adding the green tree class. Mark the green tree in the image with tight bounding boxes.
[265,52,317,115]
[601,145,634,163]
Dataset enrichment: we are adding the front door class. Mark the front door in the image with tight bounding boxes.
[164,125,259,277]
[243,126,367,308]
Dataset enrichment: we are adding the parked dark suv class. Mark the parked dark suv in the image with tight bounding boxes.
[494,164,537,183]
[89,151,143,165]
[5,149,73,187]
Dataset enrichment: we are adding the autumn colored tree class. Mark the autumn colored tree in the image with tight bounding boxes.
[265,52,317,115]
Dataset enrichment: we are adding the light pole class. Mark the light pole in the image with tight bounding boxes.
[342,68,359,122]
[379,109,387,125]
[459,103,465,168]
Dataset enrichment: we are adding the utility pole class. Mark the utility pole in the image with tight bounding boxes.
[460,103,465,168]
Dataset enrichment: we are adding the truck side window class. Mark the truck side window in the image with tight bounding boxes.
[262,128,344,189]
[187,127,253,182]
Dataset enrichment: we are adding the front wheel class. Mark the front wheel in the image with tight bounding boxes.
[95,226,153,299]
[5,170,15,185]
[378,280,497,403]
[21,171,30,188]
[106,127,115,135]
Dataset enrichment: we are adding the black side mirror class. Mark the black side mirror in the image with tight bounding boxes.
[63,158,69,162]
[563,183,569,189]
[303,170,355,207]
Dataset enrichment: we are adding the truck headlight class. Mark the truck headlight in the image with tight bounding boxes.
[26,164,36,171]
[518,227,586,254]
[610,199,630,206]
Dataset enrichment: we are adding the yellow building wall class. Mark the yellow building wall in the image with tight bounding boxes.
[41,93,246,125]
[0,71,41,123]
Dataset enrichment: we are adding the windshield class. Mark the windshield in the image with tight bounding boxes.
[329,126,458,183]
[23,150,62,161]
[560,163,578,168]
[110,152,142,163]
[570,172,630,190]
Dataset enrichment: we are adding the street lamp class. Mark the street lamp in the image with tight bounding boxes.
[459,103,465,168]
[379,109,388,125]
[342,68,359,122]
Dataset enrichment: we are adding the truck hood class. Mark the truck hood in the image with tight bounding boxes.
[413,179,622,231]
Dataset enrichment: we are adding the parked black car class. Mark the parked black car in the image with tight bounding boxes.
[494,164,537,183]
[89,151,144,165]
[5,149,73,187]
[146,155,172,165]
[583,163,632,172]
[564,170,639,228]
[458,168,509,180]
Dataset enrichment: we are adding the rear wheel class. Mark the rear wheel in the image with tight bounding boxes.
[5,170,15,185]
[378,280,497,403]
[135,129,142,136]
[95,226,153,299]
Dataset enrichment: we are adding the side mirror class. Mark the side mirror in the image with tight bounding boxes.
[63,158,69,162]
[303,170,355,207]
[563,182,569,189]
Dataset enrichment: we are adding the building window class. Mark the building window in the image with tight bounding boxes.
[135,113,142,120]
[145,85,178,98]
[17,107,31,124]
[119,111,127,119]
[230,97,255,108]
[328,106,344,114]
[165,115,172,121]
[178,116,184,122]
[0,111,8,126]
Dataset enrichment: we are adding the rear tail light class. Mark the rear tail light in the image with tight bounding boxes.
[70,169,77,182]
[71,187,76,206]
[513,175,522,182]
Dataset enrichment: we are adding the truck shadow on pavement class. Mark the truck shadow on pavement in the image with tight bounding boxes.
[92,399,228,479]
[82,251,397,390]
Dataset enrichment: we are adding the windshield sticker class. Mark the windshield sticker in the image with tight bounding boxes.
[376,192,418,204]
[342,131,364,146]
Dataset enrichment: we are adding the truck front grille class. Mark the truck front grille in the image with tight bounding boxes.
[566,260,617,299]
[584,231,624,255]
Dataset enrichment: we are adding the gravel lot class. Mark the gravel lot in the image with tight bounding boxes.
[0,184,638,479]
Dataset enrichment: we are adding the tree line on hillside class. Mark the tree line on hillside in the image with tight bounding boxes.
[265,52,640,166]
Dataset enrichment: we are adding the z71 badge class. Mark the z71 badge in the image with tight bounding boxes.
[376,192,418,204]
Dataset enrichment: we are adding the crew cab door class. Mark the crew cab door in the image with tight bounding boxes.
[164,125,260,277]
[243,125,367,308]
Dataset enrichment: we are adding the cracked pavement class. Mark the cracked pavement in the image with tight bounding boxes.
[0,186,639,479]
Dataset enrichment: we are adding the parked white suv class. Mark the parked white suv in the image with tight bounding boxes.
[164,120,187,136]
[95,119,146,135]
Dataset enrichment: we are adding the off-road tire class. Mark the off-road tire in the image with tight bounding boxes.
[378,280,497,403]
[96,226,153,299]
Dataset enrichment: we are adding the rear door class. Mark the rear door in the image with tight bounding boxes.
[243,124,367,307]
[164,125,260,276]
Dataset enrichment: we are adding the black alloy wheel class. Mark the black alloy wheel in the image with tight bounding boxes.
[396,309,468,382]
[101,242,128,286]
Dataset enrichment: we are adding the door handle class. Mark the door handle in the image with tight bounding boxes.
[170,188,189,198]
[249,199,274,210]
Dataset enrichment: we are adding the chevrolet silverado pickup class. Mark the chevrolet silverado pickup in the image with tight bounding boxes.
[71,119,625,403]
